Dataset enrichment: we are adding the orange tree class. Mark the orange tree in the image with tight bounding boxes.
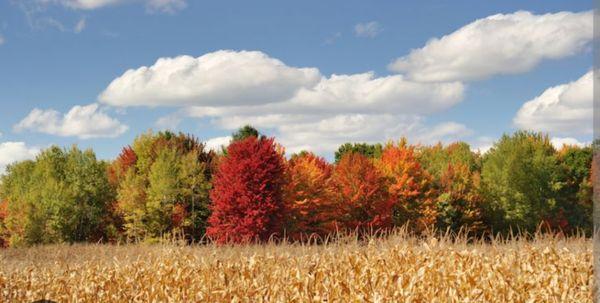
[283,152,335,240]
[376,140,436,233]
[330,152,393,233]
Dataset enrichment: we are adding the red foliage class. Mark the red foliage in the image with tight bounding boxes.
[330,153,393,232]
[0,200,8,248]
[206,137,286,244]
[283,152,335,240]
[376,142,436,232]
[107,146,137,186]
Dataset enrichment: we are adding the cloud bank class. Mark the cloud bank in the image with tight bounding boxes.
[389,11,592,82]
[99,50,469,154]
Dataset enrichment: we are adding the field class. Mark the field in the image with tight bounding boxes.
[0,233,592,303]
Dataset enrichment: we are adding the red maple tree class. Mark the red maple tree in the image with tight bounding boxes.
[206,136,286,244]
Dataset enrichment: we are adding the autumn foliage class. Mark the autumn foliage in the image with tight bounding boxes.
[0,200,8,248]
[436,163,485,233]
[112,131,214,242]
[283,152,335,240]
[0,128,593,247]
[206,136,286,244]
[330,153,393,232]
[376,140,436,233]
[107,146,137,187]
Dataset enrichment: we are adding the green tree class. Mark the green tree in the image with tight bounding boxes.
[418,142,480,180]
[114,131,214,241]
[146,148,180,237]
[334,142,383,163]
[554,145,593,234]
[0,146,113,246]
[481,131,559,233]
[178,151,212,238]
[232,125,260,142]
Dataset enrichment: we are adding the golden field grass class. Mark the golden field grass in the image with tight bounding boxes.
[0,233,593,303]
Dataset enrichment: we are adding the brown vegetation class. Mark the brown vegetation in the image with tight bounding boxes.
[0,232,591,302]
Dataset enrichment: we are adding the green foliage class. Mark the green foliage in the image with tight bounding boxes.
[115,131,214,241]
[481,131,560,233]
[232,125,260,142]
[418,142,480,180]
[0,146,112,246]
[554,145,593,234]
[334,142,383,163]
[146,149,181,236]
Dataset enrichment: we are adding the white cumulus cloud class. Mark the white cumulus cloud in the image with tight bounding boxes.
[389,10,593,82]
[0,142,40,175]
[99,50,321,107]
[15,103,128,139]
[100,50,471,157]
[514,70,592,136]
[109,51,464,115]
[286,73,463,115]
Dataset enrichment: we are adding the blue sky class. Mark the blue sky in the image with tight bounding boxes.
[0,0,593,169]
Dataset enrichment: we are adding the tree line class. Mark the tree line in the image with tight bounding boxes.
[0,127,593,246]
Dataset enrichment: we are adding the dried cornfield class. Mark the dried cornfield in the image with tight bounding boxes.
[0,233,592,302]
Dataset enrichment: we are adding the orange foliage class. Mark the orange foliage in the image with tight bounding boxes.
[283,153,335,240]
[376,140,436,233]
[330,153,393,232]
